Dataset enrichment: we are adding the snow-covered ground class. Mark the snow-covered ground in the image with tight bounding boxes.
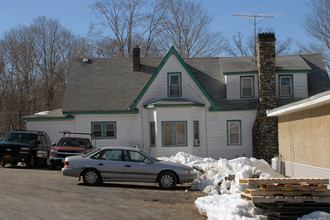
[159,152,330,220]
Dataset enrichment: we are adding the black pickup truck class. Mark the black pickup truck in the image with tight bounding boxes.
[0,130,52,168]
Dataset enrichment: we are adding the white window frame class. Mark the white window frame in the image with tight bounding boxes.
[279,75,293,97]
[227,120,242,146]
[168,73,182,97]
[240,76,254,98]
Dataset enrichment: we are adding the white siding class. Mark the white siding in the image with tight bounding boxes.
[276,73,308,99]
[207,110,256,159]
[138,54,207,104]
[293,73,308,98]
[73,114,141,149]
[283,161,330,189]
[26,120,74,143]
[226,75,258,100]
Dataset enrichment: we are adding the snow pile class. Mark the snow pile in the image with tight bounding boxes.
[160,152,330,220]
[159,152,283,220]
[34,111,49,116]
[159,152,283,195]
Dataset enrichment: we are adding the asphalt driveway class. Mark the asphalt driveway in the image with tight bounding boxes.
[0,166,206,220]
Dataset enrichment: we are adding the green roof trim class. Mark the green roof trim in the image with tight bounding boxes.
[210,108,258,112]
[144,103,205,109]
[21,116,74,121]
[224,70,311,75]
[129,46,218,110]
[276,70,312,73]
[63,110,139,115]
[223,71,258,75]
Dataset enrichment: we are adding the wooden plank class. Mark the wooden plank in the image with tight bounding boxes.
[239,178,329,185]
[240,193,330,203]
[244,188,330,196]
[259,184,328,191]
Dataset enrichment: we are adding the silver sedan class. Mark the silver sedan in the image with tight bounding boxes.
[61,146,197,189]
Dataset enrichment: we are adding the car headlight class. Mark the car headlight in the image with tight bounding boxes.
[184,169,195,174]
[50,150,57,157]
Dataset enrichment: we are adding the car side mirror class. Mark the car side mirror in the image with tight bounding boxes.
[144,159,152,164]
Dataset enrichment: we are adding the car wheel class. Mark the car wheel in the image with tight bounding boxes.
[82,169,102,186]
[0,161,5,168]
[48,164,56,170]
[26,155,35,168]
[158,171,177,190]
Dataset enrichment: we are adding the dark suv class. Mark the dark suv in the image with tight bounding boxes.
[0,130,52,168]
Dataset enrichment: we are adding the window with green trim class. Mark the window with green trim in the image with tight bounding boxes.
[193,121,200,146]
[162,121,187,146]
[240,76,254,98]
[227,120,241,145]
[168,73,181,97]
[279,75,293,97]
[91,122,116,139]
[150,122,156,147]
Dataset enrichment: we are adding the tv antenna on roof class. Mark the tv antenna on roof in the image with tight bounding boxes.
[233,13,279,60]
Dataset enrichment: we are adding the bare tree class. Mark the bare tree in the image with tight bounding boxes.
[90,0,145,57]
[304,0,330,51]
[225,32,292,57]
[0,16,89,135]
[31,16,86,110]
[1,26,37,131]
[299,0,330,70]
[159,0,226,57]
[137,0,168,56]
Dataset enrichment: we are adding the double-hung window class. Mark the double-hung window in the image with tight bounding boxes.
[92,122,116,139]
[227,120,241,145]
[241,76,254,98]
[168,73,181,97]
[162,121,187,147]
[279,75,293,97]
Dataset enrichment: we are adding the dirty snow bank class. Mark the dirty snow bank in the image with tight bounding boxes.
[160,152,330,219]
[159,152,283,220]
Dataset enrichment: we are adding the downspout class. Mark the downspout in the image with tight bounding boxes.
[205,104,208,157]
[141,107,145,150]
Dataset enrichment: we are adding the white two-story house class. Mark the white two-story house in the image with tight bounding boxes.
[23,33,330,161]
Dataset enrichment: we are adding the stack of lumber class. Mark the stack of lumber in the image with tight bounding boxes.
[239,178,330,219]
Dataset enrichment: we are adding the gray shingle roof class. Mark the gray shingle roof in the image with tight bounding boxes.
[62,53,329,113]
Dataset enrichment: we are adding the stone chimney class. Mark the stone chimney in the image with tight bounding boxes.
[252,33,278,163]
[133,45,140,71]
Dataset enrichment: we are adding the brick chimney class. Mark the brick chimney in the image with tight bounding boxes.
[133,45,140,71]
[252,33,278,163]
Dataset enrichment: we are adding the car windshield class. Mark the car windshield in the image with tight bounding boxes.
[3,133,37,144]
[57,138,88,147]
[140,149,160,162]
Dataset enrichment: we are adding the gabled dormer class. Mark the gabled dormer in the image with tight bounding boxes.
[130,46,218,111]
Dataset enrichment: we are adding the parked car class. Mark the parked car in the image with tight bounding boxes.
[47,136,94,169]
[0,130,52,168]
[62,146,197,189]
